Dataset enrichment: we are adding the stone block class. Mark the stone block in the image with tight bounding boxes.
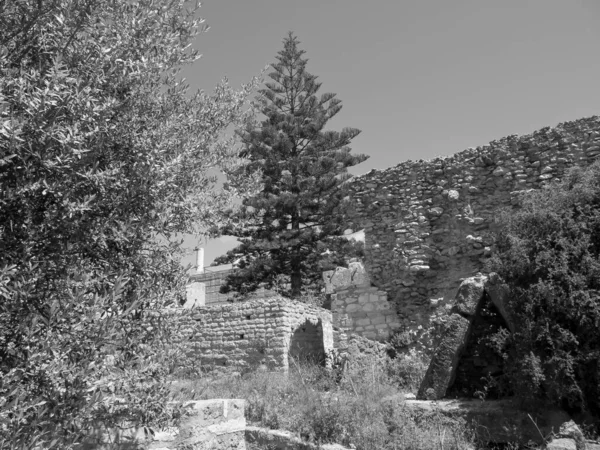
[358,293,369,304]
[346,303,360,313]
[484,273,516,333]
[417,314,471,400]
[450,274,486,318]
[370,315,387,325]
[363,303,375,312]
[177,399,246,450]
[546,438,577,450]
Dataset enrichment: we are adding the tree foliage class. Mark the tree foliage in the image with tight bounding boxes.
[487,160,600,419]
[0,0,259,447]
[215,33,368,299]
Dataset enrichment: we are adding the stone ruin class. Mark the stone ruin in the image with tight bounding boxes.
[166,296,333,373]
[342,116,600,341]
[181,116,600,376]
[162,116,600,448]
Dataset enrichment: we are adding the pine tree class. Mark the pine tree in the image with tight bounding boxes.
[216,32,368,299]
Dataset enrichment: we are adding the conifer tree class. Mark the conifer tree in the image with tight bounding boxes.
[215,33,368,298]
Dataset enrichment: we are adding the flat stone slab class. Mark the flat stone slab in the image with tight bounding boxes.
[246,426,350,450]
[404,398,571,445]
[546,438,577,450]
[417,314,471,399]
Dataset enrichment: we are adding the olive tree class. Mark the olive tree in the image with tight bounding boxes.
[0,1,259,446]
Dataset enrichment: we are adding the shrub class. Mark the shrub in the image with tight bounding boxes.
[487,160,600,420]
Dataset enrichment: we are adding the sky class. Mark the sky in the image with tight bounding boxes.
[180,0,600,270]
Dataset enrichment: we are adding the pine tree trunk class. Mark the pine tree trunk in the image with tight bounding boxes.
[291,211,301,298]
[291,259,302,298]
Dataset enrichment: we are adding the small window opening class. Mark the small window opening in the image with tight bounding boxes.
[246,315,251,320]
[239,334,244,339]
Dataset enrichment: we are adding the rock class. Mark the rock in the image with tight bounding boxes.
[447,189,460,200]
[323,262,370,294]
[557,420,585,450]
[585,441,600,450]
[417,314,471,399]
[558,420,584,440]
[546,438,577,450]
[404,398,571,446]
[484,273,516,333]
[450,275,486,317]
[493,167,508,176]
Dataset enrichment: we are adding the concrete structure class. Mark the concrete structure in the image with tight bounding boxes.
[185,248,236,307]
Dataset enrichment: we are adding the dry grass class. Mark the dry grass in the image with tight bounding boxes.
[169,350,477,450]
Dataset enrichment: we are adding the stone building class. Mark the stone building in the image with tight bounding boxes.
[169,297,333,372]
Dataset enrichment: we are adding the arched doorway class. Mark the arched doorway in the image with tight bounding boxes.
[289,319,326,365]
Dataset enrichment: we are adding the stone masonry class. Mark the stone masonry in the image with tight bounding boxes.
[343,116,600,336]
[171,297,333,372]
[324,262,401,346]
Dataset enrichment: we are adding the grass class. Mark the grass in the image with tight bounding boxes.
[169,348,478,450]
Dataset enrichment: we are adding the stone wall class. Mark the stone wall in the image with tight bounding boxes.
[171,297,333,372]
[324,262,401,346]
[344,116,600,334]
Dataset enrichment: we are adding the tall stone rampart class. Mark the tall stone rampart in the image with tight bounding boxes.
[345,116,600,334]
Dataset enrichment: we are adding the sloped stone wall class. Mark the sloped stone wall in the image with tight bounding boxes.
[345,116,600,334]
[168,297,333,372]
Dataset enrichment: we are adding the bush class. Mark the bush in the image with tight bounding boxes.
[487,160,600,419]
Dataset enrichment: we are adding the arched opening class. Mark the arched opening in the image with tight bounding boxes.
[289,319,326,365]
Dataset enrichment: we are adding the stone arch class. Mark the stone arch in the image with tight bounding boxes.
[289,318,326,365]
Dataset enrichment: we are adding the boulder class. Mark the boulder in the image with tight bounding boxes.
[450,275,486,317]
[557,420,585,450]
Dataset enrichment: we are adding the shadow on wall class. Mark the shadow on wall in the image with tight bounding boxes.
[289,319,326,365]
